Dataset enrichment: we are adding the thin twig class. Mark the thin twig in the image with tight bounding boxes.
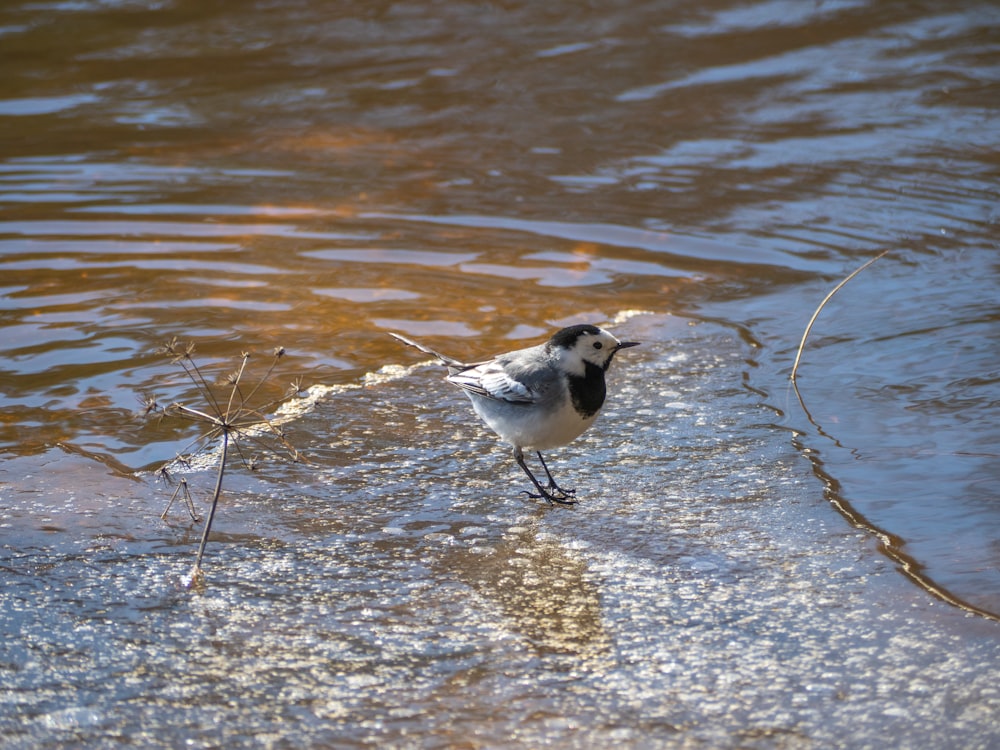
[160,478,199,521]
[790,249,890,382]
[181,351,226,418]
[169,403,222,424]
[237,347,286,408]
[192,429,229,579]
[224,352,252,420]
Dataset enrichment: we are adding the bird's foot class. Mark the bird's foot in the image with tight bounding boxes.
[549,482,576,497]
[522,486,577,506]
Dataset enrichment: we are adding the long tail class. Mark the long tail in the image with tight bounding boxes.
[387,332,465,367]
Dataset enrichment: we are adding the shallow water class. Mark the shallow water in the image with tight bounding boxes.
[1,0,999,747]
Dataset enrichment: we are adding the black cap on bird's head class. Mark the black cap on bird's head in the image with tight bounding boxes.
[548,324,603,349]
[548,324,640,351]
[547,324,640,372]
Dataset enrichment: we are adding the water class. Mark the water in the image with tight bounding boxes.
[2,0,999,746]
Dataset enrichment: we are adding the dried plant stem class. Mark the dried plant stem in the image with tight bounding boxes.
[192,429,229,578]
[225,353,251,416]
[161,478,199,522]
[790,250,890,382]
[151,341,303,584]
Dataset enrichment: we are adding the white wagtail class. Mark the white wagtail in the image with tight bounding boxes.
[389,324,639,504]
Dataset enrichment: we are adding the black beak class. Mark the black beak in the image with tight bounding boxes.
[615,341,641,351]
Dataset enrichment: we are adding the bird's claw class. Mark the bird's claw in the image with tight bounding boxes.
[522,488,577,506]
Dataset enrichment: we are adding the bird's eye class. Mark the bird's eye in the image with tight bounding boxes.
[593,341,603,350]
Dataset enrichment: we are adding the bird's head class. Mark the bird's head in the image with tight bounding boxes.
[548,324,640,375]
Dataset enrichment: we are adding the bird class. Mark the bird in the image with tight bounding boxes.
[389,324,639,504]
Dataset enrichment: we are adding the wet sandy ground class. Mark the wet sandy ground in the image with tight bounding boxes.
[2,313,997,748]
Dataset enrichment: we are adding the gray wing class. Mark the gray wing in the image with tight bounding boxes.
[448,361,536,403]
[446,346,556,405]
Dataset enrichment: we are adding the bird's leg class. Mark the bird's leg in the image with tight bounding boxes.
[513,448,576,505]
[535,451,577,499]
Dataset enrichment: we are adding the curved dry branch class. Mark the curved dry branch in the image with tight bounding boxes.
[790,249,890,382]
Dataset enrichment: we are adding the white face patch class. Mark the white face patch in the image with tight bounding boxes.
[570,329,622,371]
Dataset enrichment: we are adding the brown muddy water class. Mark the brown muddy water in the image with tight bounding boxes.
[1,1,999,747]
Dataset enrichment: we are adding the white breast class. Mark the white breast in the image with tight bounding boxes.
[466,391,598,451]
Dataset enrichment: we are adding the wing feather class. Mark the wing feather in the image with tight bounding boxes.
[447,361,537,403]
